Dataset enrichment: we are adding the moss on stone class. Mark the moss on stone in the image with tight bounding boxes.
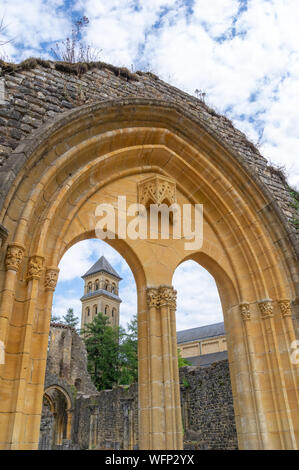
[0,57,140,81]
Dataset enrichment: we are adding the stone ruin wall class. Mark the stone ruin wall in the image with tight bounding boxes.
[0,60,298,251]
[40,325,238,450]
[45,323,97,395]
[69,362,238,451]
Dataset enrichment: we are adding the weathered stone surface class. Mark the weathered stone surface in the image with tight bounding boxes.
[0,61,297,238]
[40,324,237,450]
[180,362,238,450]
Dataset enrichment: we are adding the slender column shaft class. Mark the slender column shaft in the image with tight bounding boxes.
[143,286,183,450]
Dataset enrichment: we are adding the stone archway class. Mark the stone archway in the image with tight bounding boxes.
[0,99,298,450]
[39,385,73,449]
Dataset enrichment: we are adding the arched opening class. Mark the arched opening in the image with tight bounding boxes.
[43,237,139,449]
[0,99,297,450]
[38,386,72,450]
[173,259,238,449]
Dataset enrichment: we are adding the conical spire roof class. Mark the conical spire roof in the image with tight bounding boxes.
[82,256,122,280]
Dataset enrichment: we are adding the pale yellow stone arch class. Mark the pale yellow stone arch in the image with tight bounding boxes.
[43,385,73,443]
[0,99,298,450]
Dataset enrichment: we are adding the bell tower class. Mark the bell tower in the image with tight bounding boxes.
[80,256,122,330]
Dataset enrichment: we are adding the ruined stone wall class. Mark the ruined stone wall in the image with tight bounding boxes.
[0,60,298,244]
[72,384,138,450]
[41,324,237,450]
[180,362,238,450]
[46,323,96,394]
[68,361,237,450]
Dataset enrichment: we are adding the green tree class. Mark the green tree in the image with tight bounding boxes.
[62,308,79,329]
[119,315,138,385]
[82,312,121,391]
[50,313,61,323]
[178,349,192,368]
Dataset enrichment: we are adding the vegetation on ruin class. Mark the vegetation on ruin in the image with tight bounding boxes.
[62,308,79,329]
[178,349,192,368]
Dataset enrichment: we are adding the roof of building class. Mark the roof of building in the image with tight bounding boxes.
[80,289,122,303]
[82,256,122,280]
[184,351,228,367]
[177,321,225,344]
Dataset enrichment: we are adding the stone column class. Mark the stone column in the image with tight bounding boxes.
[66,409,73,441]
[239,302,267,449]
[9,255,45,449]
[0,243,25,347]
[139,285,183,450]
[258,300,298,450]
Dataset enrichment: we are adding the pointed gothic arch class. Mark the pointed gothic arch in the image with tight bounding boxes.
[0,98,298,450]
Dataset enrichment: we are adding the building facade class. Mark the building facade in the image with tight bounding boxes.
[80,256,122,330]
[177,322,228,366]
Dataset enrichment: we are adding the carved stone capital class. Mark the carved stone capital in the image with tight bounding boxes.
[240,302,251,321]
[5,243,25,272]
[27,255,44,281]
[146,288,160,308]
[159,286,177,309]
[138,175,177,207]
[258,300,274,319]
[146,286,177,309]
[45,267,59,291]
[278,299,292,318]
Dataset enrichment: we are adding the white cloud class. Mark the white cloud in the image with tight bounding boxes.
[52,294,82,322]
[2,1,299,329]
[1,0,71,60]
[173,260,223,331]
[1,1,298,185]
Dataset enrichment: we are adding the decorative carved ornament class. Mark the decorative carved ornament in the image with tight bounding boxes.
[138,175,177,207]
[240,302,251,321]
[146,286,177,310]
[278,299,292,318]
[5,243,25,272]
[45,267,60,291]
[27,255,44,281]
[258,300,274,319]
[146,288,160,308]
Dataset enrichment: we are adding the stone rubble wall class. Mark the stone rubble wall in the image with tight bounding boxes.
[0,61,298,245]
[70,361,237,450]
[46,323,97,395]
[180,362,238,450]
[41,325,237,450]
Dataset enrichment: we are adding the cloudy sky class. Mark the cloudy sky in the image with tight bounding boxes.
[1,0,298,330]
[53,239,222,331]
